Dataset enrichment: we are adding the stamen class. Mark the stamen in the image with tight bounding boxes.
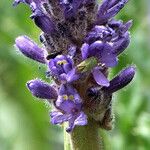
[57,60,68,65]
[63,95,68,100]
[69,95,74,100]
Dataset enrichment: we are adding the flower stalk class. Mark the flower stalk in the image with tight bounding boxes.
[64,123,71,150]
[70,118,101,150]
[13,0,136,149]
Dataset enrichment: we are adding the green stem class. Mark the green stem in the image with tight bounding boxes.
[69,118,102,150]
[64,124,71,150]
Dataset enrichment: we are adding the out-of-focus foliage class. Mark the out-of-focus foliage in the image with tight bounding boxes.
[0,0,150,150]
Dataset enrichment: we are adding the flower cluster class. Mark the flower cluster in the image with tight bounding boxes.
[14,0,135,132]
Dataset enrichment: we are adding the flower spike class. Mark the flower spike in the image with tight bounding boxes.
[13,0,136,134]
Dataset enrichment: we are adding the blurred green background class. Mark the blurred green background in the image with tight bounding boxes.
[0,0,150,150]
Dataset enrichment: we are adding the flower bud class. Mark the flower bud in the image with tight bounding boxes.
[103,66,136,93]
[27,79,58,100]
[113,32,130,56]
[15,36,45,63]
[105,0,128,19]
[31,13,56,34]
[97,0,128,24]
[119,20,132,35]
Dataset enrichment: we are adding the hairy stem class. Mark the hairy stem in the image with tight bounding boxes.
[69,118,102,150]
[64,124,71,150]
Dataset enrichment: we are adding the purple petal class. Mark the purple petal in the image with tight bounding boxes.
[108,0,121,9]
[60,0,84,20]
[113,32,130,56]
[66,117,76,132]
[81,43,90,60]
[58,100,77,113]
[50,111,71,124]
[68,46,77,57]
[65,84,76,95]
[63,63,72,73]
[59,73,67,82]
[86,25,113,42]
[74,112,87,126]
[108,19,123,28]
[104,0,128,20]
[48,59,55,69]
[55,55,66,62]
[50,66,60,76]
[74,93,82,103]
[67,68,79,83]
[97,0,128,24]
[58,84,66,95]
[66,111,87,132]
[88,40,101,56]
[99,43,118,67]
[92,67,110,87]
[89,41,118,67]
[65,85,82,103]
[118,20,133,35]
[55,95,63,107]
[66,56,74,67]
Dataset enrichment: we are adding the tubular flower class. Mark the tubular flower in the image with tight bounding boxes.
[56,84,82,106]
[81,42,117,86]
[27,79,58,100]
[13,0,136,133]
[15,36,46,63]
[13,0,55,34]
[51,84,87,132]
[51,100,87,132]
[48,55,79,83]
[102,66,136,93]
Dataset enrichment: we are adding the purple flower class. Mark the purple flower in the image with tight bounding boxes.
[81,41,118,86]
[30,2,56,34]
[27,79,58,100]
[13,0,135,133]
[15,36,45,63]
[56,84,82,106]
[50,100,87,132]
[102,66,136,93]
[13,0,55,34]
[82,41,118,67]
[92,66,110,87]
[48,55,79,83]
[97,0,128,25]
[31,12,56,34]
[85,21,132,56]
[50,84,87,132]
[85,25,114,44]
[60,0,84,20]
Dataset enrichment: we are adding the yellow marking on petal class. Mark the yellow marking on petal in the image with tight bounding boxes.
[69,95,74,100]
[57,60,67,65]
[63,95,68,100]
